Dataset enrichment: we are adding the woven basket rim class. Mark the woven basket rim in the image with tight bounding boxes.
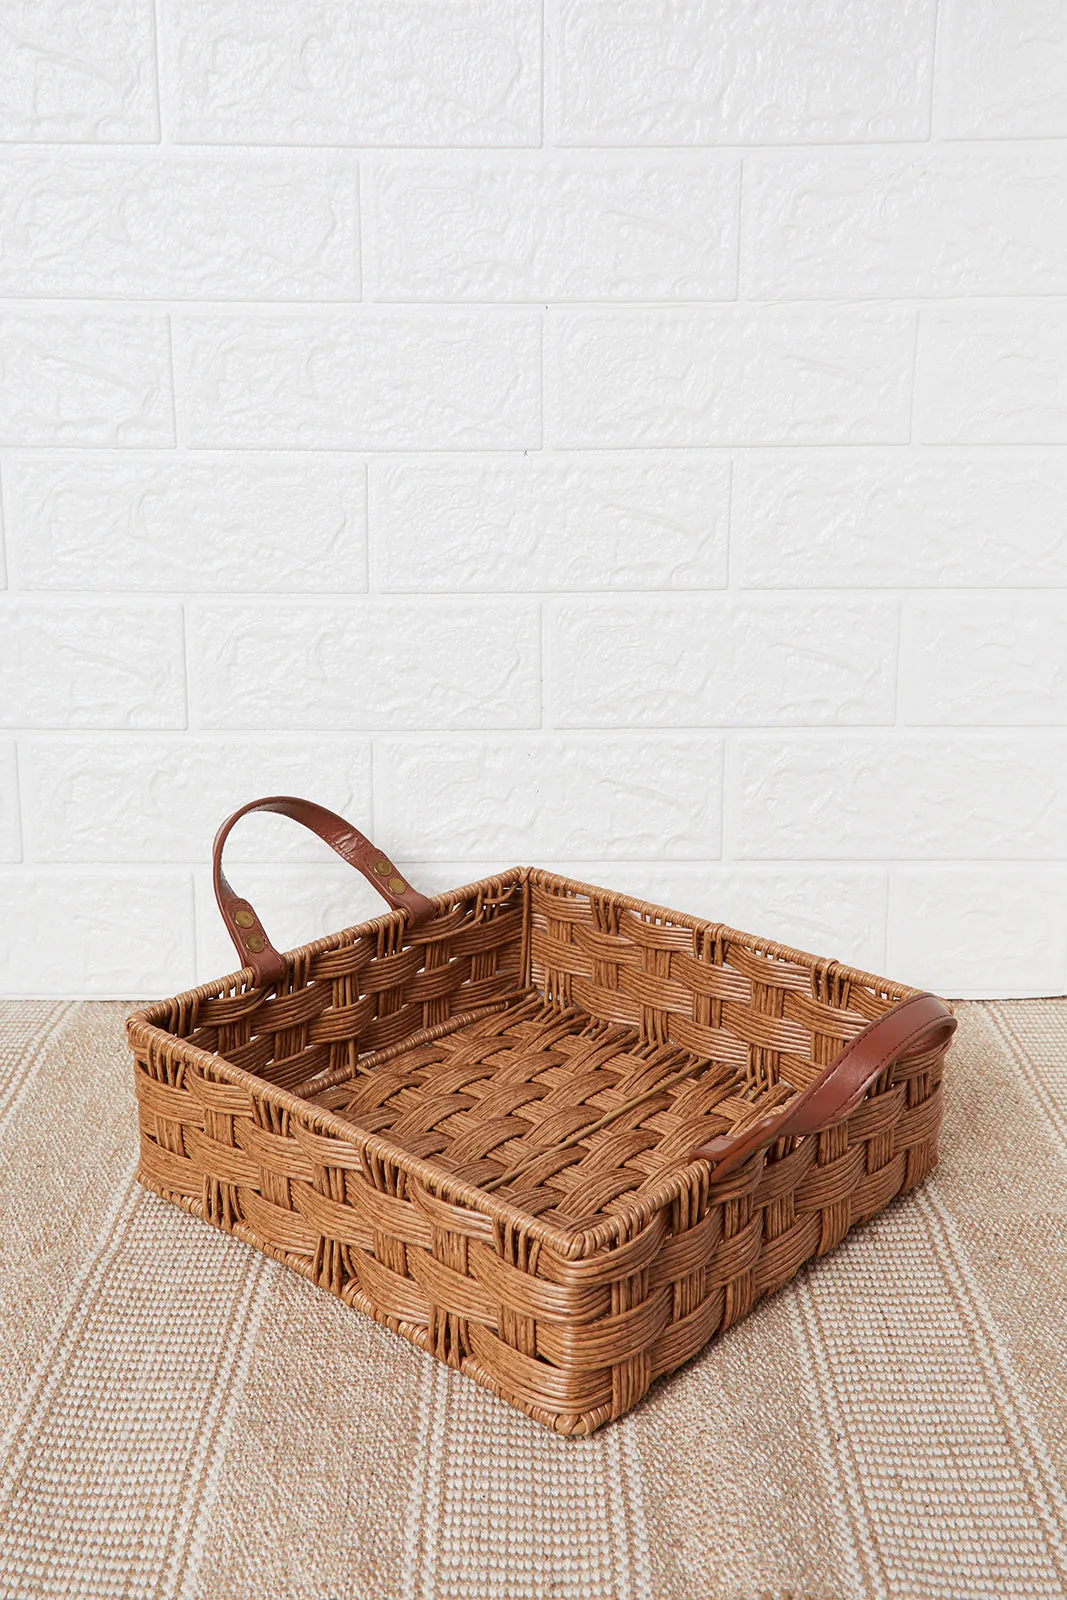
[128,865,926,1261]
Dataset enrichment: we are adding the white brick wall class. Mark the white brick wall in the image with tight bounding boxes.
[1,0,1065,998]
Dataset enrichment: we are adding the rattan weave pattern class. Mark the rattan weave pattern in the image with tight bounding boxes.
[127,866,949,1435]
[309,993,797,1223]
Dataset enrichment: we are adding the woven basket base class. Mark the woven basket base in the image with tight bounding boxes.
[302,988,787,1236]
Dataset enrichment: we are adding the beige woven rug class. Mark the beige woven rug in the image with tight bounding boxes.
[2,1000,1065,1600]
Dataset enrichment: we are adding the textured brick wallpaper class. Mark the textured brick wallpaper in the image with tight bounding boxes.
[1,2,1066,997]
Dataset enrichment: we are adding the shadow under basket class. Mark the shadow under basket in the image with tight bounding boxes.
[127,796,956,1436]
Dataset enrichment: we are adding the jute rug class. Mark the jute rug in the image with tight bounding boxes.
[2,999,1065,1599]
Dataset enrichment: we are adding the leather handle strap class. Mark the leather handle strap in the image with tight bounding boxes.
[212,795,435,987]
[690,991,956,1180]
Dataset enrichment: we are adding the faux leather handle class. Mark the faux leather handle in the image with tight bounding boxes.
[212,795,435,987]
[691,991,956,1179]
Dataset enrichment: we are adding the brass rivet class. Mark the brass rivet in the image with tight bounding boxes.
[246,934,266,953]
[373,860,392,876]
[389,877,407,894]
[234,909,255,928]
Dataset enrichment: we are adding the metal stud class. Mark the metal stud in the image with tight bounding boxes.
[246,934,266,953]
[234,908,255,928]
[374,860,392,875]
[389,877,407,894]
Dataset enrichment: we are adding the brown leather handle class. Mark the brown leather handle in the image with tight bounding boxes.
[212,795,435,987]
[690,991,956,1179]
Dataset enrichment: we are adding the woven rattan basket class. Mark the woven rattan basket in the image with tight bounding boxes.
[127,796,956,1436]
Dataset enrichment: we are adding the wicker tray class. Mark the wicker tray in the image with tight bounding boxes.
[127,796,956,1436]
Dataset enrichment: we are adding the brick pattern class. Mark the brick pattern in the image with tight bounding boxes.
[2,1,1065,998]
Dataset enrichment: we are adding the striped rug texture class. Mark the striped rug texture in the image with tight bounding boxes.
[1,998,1065,1600]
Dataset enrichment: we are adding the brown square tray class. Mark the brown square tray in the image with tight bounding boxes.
[127,797,955,1435]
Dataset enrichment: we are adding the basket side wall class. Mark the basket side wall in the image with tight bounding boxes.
[132,869,530,1098]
